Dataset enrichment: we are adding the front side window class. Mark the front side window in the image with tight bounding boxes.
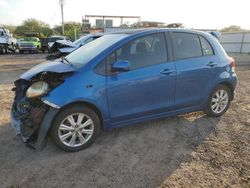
[108,33,168,71]
[172,32,202,60]
[199,36,214,56]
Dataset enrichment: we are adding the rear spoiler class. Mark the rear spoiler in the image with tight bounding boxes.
[209,31,221,40]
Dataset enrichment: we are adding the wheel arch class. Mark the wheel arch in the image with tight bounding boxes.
[217,81,234,100]
[56,101,104,128]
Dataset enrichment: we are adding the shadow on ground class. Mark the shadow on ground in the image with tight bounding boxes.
[0,114,220,188]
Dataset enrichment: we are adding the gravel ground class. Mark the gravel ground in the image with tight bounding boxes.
[0,53,249,188]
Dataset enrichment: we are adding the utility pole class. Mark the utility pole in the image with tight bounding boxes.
[59,0,65,35]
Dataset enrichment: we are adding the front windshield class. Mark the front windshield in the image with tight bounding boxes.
[66,34,128,68]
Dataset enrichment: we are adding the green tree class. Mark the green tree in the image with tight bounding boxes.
[220,25,245,32]
[1,24,16,34]
[14,18,53,37]
[54,21,82,40]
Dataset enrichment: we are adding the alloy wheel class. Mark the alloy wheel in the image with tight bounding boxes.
[211,89,229,114]
[58,113,94,147]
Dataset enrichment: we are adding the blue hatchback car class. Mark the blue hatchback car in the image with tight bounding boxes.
[11,29,237,151]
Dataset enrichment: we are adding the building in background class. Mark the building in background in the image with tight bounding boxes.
[95,19,113,28]
[81,15,141,33]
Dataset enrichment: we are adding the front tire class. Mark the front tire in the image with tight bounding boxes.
[206,85,232,117]
[50,105,100,152]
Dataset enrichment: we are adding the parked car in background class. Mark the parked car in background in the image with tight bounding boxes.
[16,38,23,49]
[48,35,68,53]
[11,29,237,152]
[0,27,17,54]
[46,33,104,60]
[39,38,49,53]
[18,37,41,54]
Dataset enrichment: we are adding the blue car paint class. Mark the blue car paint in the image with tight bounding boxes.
[13,29,237,147]
[41,29,237,129]
[174,55,219,109]
[107,60,176,123]
[42,67,109,118]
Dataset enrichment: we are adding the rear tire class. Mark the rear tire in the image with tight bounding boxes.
[50,105,101,152]
[206,85,232,117]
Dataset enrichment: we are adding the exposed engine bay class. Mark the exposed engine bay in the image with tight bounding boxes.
[11,71,72,148]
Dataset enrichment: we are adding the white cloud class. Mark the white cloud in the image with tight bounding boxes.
[0,0,9,8]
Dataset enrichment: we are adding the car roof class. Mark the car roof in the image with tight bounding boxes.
[107,28,209,36]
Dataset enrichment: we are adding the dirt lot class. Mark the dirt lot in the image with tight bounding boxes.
[0,53,249,188]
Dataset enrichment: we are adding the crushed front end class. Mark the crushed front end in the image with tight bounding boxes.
[11,71,71,149]
[11,79,49,147]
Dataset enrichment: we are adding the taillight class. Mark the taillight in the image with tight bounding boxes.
[229,57,236,73]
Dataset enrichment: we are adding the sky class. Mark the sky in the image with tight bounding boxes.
[0,0,249,30]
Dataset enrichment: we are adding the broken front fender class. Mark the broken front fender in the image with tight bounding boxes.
[36,107,59,150]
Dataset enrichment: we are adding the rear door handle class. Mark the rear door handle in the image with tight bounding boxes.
[160,69,174,75]
[207,61,217,67]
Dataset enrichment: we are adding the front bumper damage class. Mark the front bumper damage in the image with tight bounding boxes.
[10,60,75,150]
[11,101,59,150]
[10,75,63,150]
[11,94,59,150]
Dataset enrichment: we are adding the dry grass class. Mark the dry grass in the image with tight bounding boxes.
[0,84,14,126]
[0,54,250,187]
[161,67,250,188]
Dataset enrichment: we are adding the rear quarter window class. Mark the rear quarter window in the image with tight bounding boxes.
[199,35,214,56]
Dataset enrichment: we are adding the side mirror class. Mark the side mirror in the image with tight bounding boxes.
[111,60,130,72]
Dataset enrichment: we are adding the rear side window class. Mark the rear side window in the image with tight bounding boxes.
[199,36,214,56]
[110,33,168,70]
[172,33,202,60]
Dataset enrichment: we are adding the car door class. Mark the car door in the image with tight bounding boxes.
[170,32,220,108]
[106,32,176,125]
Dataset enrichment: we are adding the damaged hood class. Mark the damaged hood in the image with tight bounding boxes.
[20,60,76,80]
[55,40,75,48]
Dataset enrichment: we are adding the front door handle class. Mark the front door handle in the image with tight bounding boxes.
[207,61,217,67]
[160,69,174,75]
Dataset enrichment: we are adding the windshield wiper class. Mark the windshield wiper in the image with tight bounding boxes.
[61,56,71,65]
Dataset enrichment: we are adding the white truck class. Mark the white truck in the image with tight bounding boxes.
[0,27,17,54]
